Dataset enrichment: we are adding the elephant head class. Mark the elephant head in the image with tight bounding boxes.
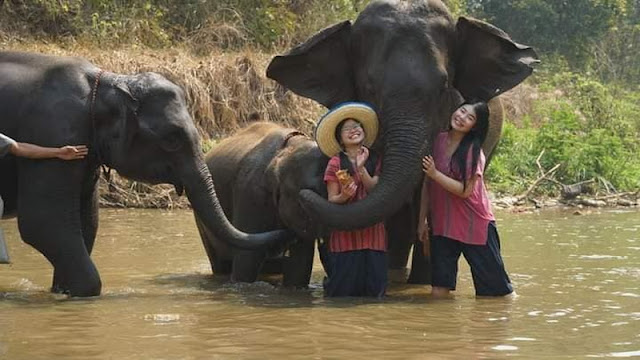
[92,71,290,249]
[267,0,538,230]
[265,134,329,241]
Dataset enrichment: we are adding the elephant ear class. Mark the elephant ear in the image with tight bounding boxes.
[114,80,140,116]
[266,21,355,108]
[454,16,539,102]
[102,80,140,151]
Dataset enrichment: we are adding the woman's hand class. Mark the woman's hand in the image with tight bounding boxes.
[422,155,438,179]
[340,182,357,201]
[356,146,369,168]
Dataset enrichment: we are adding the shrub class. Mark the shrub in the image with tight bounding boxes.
[488,74,640,195]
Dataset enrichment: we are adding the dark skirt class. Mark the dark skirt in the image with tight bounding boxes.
[323,249,388,298]
[431,222,513,296]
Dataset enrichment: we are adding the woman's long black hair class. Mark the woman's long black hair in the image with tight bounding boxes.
[450,101,490,190]
[335,119,378,176]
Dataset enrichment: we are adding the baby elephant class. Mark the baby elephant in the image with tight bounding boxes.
[196,122,329,287]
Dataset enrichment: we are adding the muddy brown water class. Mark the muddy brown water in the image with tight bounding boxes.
[1,208,638,359]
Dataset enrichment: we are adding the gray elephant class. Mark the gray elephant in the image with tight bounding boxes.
[0,51,290,297]
[267,0,538,282]
[196,122,328,287]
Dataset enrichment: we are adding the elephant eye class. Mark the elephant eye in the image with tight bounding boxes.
[161,130,183,152]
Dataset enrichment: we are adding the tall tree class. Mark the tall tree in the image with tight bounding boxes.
[470,0,628,67]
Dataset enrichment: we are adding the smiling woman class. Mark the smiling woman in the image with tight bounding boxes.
[317,103,387,298]
[418,101,514,298]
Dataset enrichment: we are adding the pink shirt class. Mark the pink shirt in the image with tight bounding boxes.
[428,132,495,245]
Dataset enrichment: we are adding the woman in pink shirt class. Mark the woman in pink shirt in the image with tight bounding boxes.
[418,101,513,298]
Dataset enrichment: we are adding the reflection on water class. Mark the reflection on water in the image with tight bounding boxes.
[1,208,638,359]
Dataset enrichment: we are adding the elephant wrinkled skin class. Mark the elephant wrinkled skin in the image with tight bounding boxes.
[267,0,538,282]
[196,122,328,287]
[0,51,290,297]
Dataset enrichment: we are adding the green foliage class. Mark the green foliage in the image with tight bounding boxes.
[485,122,539,194]
[0,0,369,49]
[466,0,639,87]
[442,0,468,16]
[470,0,628,66]
[590,22,640,86]
[486,73,640,194]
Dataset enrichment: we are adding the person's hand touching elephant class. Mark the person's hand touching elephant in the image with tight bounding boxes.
[57,145,89,160]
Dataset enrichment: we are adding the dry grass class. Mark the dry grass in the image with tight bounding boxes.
[500,82,539,125]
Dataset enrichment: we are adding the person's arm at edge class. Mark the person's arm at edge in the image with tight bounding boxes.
[10,143,88,160]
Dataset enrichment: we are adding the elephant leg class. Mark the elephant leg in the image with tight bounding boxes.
[386,203,414,282]
[80,169,100,255]
[231,250,266,283]
[407,185,431,284]
[228,194,276,282]
[407,239,432,284]
[318,238,331,277]
[261,257,284,274]
[194,214,232,275]
[19,163,101,296]
[282,239,315,288]
[53,170,101,292]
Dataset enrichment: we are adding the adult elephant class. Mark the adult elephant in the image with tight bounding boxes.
[0,51,290,297]
[196,122,328,287]
[267,0,538,282]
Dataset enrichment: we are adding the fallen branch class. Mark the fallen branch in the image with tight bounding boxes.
[594,191,639,201]
[516,163,561,202]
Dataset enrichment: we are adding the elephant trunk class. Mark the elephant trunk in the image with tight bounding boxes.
[300,107,429,230]
[182,157,292,249]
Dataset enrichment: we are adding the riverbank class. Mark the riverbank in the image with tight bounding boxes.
[491,192,640,213]
[97,172,639,213]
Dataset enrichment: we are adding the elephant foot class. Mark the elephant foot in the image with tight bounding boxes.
[230,272,259,283]
[51,283,70,295]
[51,280,101,297]
[51,264,102,297]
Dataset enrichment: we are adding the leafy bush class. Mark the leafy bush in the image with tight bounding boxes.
[0,0,368,49]
[487,73,640,194]
[485,121,539,194]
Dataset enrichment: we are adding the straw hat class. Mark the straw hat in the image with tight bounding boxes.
[314,102,379,157]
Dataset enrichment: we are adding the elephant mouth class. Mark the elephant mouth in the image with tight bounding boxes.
[173,182,184,196]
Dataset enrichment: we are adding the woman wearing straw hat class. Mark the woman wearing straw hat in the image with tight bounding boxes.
[317,102,387,298]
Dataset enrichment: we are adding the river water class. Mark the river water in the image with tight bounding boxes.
[1,208,638,359]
